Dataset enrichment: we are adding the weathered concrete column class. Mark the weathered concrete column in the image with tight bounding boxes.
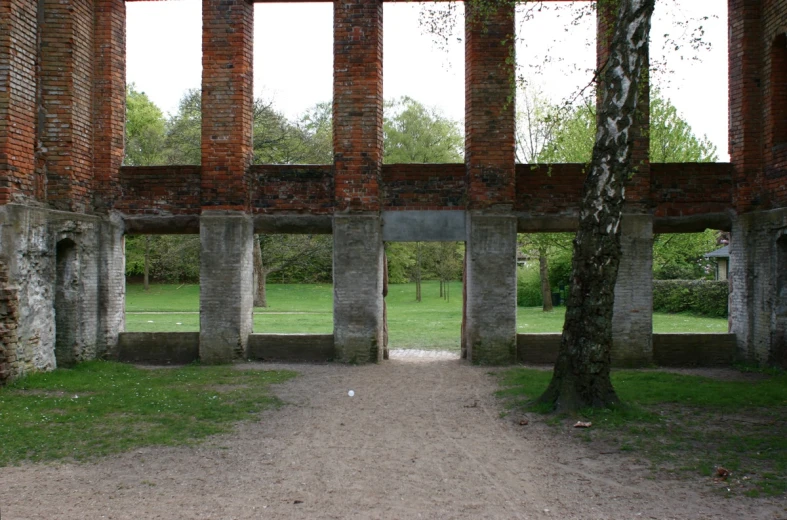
[729,209,787,367]
[199,213,254,363]
[611,214,654,367]
[333,215,384,363]
[464,213,517,365]
[96,212,125,358]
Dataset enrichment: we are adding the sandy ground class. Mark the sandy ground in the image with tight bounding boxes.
[1,351,785,520]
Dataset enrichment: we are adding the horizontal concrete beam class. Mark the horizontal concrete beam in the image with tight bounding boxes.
[253,215,333,234]
[382,210,466,242]
[247,334,335,362]
[123,215,201,235]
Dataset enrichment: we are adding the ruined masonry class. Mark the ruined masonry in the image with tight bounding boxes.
[1,0,786,383]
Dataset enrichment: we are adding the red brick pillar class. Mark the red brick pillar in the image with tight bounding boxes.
[39,0,95,213]
[597,0,653,367]
[465,3,516,209]
[463,4,517,365]
[333,0,383,212]
[93,0,126,212]
[0,0,38,205]
[201,0,254,210]
[728,0,763,212]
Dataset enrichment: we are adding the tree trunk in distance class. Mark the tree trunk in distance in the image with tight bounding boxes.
[416,242,422,302]
[440,279,444,298]
[539,250,553,312]
[253,237,267,307]
[537,0,654,412]
[143,236,150,291]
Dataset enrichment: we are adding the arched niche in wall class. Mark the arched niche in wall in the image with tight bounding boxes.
[770,30,787,149]
[55,238,78,367]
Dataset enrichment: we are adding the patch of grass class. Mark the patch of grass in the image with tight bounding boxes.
[0,361,296,466]
[125,283,729,346]
[497,368,787,497]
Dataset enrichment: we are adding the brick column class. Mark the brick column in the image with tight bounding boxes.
[40,0,95,213]
[598,1,653,365]
[93,0,126,212]
[333,0,383,212]
[199,0,254,362]
[201,0,253,210]
[728,0,764,212]
[463,4,517,364]
[332,0,385,362]
[0,0,38,205]
[465,2,516,209]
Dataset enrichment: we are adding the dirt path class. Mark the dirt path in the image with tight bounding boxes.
[1,353,784,519]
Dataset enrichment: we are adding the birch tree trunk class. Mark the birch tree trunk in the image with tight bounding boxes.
[538,0,654,412]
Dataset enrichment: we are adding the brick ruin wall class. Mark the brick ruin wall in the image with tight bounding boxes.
[1,0,787,378]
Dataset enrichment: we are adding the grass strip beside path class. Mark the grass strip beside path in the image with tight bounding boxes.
[0,361,296,466]
[497,368,787,497]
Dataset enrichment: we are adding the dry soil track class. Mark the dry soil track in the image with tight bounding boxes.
[1,352,785,519]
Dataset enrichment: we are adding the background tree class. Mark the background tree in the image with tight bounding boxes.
[253,235,332,307]
[537,92,718,164]
[163,88,202,165]
[124,84,166,166]
[384,96,463,163]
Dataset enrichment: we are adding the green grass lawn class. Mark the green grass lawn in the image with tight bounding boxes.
[125,282,729,348]
[497,368,787,497]
[0,361,295,466]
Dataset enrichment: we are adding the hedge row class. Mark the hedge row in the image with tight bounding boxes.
[653,280,728,318]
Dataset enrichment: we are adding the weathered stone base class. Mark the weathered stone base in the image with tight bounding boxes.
[0,204,125,383]
[612,214,654,367]
[333,215,384,363]
[730,208,787,367]
[517,333,738,367]
[463,213,517,365]
[199,212,254,364]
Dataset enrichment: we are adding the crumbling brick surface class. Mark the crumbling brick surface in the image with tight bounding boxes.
[333,0,384,212]
[651,163,735,217]
[0,0,37,205]
[200,0,254,210]
[465,3,516,208]
[251,165,334,214]
[0,263,20,384]
[116,166,202,215]
[382,164,465,210]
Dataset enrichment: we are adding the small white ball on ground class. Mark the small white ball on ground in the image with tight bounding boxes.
[348,390,355,397]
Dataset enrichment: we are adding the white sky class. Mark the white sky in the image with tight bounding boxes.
[126,0,729,160]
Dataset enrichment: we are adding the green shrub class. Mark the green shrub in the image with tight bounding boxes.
[517,266,543,307]
[652,280,728,318]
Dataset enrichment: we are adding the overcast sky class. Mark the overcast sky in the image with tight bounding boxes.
[126,0,728,160]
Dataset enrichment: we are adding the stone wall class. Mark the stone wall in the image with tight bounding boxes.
[0,205,125,383]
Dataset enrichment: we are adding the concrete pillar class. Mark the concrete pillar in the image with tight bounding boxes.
[96,212,125,358]
[333,215,384,364]
[199,212,254,363]
[464,213,517,365]
[611,214,654,367]
[730,209,787,367]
